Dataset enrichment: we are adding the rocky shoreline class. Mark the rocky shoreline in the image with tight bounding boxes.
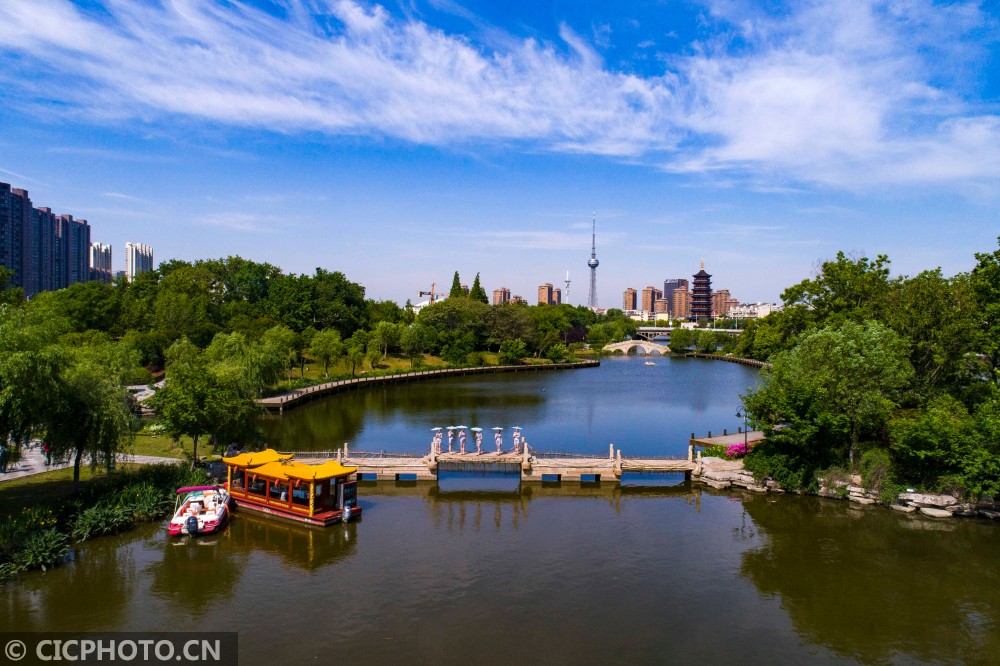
[692,456,1000,520]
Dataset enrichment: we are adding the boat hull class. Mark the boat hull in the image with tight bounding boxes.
[230,497,361,527]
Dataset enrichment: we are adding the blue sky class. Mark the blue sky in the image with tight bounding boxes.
[0,0,998,306]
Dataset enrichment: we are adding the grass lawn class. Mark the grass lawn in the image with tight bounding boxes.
[0,464,146,517]
[131,433,196,459]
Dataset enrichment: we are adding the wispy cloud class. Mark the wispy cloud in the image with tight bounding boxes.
[0,1,997,191]
[101,191,147,203]
[197,212,280,233]
[0,167,46,186]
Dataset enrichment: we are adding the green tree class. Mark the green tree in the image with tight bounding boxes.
[46,342,137,491]
[0,307,65,459]
[261,325,299,381]
[498,339,527,365]
[372,321,403,359]
[448,271,465,299]
[744,321,913,474]
[970,237,1000,383]
[151,338,257,469]
[469,273,488,304]
[309,329,344,378]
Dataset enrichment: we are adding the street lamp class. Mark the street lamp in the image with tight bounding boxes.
[736,409,748,448]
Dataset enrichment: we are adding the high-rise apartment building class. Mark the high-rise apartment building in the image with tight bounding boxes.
[672,286,691,318]
[125,242,154,281]
[654,299,670,314]
[712,289,738,317]
[537,283,554,305]
[0,183,92,297]
[623,287,637,311]
[553,288,562,305]
[691,262,713,320]
[493,287,511,305]
[663,278,689,309]
[90,243,113,284]
[641,286,662,313]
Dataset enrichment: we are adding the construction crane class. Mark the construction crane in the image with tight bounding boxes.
[418,282,445,304]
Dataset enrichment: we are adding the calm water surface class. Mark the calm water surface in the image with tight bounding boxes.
[260,355,759,456]
[3,358,997,664]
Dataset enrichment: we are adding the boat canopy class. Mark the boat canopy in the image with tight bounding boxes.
[223,448,293,467]
[245,460,358,482]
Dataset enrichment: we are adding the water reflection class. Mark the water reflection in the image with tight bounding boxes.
[148,530,248,608]
[225,511,358,571]
[740,493,1000,663]
[259,357,760,457]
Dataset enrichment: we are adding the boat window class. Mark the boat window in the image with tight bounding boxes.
[291,487,310,507]
[247,477,267,496]
[343,483,357,507]
[231,469,245,489]
[270,481,290,502]
[314,483,322,497]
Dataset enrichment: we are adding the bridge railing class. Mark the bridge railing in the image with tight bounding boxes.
[530,451,609,459]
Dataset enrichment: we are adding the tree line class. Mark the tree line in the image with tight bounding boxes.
[737,241,1000,499]
[0,258,641,486]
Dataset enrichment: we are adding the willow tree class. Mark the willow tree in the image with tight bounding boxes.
[46,350,134,492]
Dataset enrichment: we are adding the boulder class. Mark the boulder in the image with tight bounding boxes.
[919,507,953,518]
[703,478,731,489]
[890,504,916,513]
[848,496,876,505]
[898,493,959,507]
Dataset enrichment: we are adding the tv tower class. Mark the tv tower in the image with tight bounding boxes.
[587,213,599,309]
[564,270,571,305]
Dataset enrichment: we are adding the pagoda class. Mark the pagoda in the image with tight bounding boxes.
[691,261,713,320]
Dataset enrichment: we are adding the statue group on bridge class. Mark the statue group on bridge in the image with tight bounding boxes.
[432,425,523,456]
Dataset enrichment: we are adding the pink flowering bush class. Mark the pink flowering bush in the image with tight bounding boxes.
[726,443,750,458]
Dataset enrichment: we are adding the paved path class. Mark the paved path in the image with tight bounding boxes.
[0,446,183,483]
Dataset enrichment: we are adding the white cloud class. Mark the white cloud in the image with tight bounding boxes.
[0,0,996,191]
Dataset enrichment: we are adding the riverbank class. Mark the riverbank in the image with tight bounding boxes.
[257,359,600,412]
[693,456,1000,520]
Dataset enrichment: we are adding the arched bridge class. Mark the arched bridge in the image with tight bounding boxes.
[603,340,669,355]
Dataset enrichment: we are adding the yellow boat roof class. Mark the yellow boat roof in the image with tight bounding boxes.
[223,448,293,467]
[246,459,358,482]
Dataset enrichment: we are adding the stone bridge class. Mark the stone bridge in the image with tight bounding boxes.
[602,340,670,355]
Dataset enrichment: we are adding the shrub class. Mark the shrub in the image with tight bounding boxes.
[13,528,70,573]
[725,442,750,458]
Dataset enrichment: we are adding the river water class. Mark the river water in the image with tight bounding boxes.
[3,357,998,664]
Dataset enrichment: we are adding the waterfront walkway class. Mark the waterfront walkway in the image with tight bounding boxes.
[257,360,600,413]
[0,447,183,483]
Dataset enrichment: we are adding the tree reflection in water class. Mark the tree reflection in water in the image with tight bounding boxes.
[739,493,1000,664]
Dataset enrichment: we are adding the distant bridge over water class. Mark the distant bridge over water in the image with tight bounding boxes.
[634,326,743,340]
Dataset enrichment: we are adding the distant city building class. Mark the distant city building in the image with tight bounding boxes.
[115,270,126,281]
[653,298,670,314]
[124,242,154,281]
[712,289,739,317]
[553,288,562,305]
[662,278,688,316]
[672,285,691,318]
[511,295,525,304]
[641,286,662,313]
[493,287,511,305]
[691,262,712,320]
[90,242,113,284]
[0,183,93,297]
[623,287,637,311]
[729,302,782,319]
[537,283,554,305]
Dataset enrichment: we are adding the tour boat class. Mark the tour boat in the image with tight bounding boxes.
[168,485,230,537]
[644,361,656,366]
[222,449,361,527]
